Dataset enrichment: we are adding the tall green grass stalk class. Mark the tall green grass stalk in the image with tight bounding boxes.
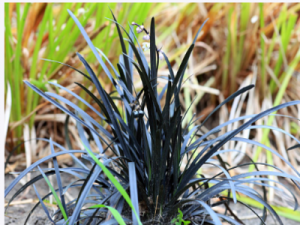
[5,3,159,146]
[249,47,300,172]
[27,4,51,126]
[259,3,266,95]
[222,7,233,91]
[270,5,297,93]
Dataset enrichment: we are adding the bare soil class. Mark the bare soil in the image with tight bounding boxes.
[5,171,300,225]
[5,170,80,225]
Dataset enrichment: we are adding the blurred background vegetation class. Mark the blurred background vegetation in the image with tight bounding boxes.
[4,2,300,221]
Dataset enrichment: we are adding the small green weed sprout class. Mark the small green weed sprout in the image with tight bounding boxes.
[171,209,191,225]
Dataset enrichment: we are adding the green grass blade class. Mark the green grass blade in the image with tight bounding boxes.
[222,7,233,91]
[89,204,126,225]
[54,3,73,37]
[37,166,68,221]
[10,3,30,141]
[259,3,266,95]
[27,4,52,126]
[5,3,14,119]
[250,47,300,172]
[231,194,300,222]
[83,143,142,225]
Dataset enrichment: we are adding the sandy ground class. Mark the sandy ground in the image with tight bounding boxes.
[5,171,80,225]
[5,171,300,225]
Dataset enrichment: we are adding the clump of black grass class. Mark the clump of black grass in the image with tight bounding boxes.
[5,9,300,225]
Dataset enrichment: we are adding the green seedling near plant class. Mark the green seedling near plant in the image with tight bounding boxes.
[171,209,191,225]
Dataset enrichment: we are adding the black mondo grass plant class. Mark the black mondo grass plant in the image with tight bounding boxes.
[5,9,300,225]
